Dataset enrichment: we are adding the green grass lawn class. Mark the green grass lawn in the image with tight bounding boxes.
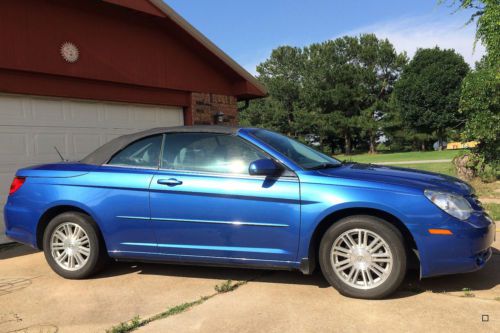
[335,150,458,176]
[335,150,464,164]
[389,162,457,177]
[483,203,500,221]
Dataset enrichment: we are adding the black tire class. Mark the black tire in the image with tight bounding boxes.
[43,212,108,279]
[319,215,407,299]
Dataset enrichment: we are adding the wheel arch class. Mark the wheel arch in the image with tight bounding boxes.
[304,207,419,274]
[36,204,105,251]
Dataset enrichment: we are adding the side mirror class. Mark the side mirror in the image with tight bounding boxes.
[248,158,282,176]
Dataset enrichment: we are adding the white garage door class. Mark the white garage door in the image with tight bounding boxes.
[0,93,184,244]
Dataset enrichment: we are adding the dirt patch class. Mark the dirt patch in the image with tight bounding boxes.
[480,197,500,204]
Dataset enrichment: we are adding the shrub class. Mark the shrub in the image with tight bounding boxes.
[454,151,499,183]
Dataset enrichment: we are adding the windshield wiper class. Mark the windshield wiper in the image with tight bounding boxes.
[307,162,342,170]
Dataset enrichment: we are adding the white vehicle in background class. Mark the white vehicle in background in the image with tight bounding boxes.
[305,134,321,147]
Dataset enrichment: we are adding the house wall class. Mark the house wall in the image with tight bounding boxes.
[0,0,239,94]
[191,93,238,125]
[0,0,255,124]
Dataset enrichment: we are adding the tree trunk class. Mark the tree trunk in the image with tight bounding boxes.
[453,154,475,180]
[421,142,426,151]
[369,134,376,154]
[437,130,443,151]
[286,103,294,136]
[344,133,352,155]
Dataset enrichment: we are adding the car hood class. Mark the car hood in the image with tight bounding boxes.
[316,163,473,196]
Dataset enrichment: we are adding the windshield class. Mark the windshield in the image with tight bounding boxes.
[249,129,341,170]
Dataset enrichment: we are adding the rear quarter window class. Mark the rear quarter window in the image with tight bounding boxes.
[107,135,163,168]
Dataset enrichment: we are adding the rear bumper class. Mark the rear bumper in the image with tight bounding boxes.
[4,229,36,247]
[3,201,39,248]
[415,213,496,278]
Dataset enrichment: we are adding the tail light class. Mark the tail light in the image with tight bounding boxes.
[9,177,26,195]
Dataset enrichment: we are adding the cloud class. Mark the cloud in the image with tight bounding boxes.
[340,15,485,67]
[240,49,272,76]
[240,13,486,75]
[242,59,261,76]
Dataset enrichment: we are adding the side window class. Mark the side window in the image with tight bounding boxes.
[161,133,267,175]
[108,135,163,168]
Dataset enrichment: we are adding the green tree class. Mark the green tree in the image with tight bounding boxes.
[254,46,305,135]
[445,0,499,67]
[243,35,405,155]
[302,35,406,154]
[301,37,364,154]
[459,58,499,165]
[355,34,407,153]
[239,97,289,133]
[445,0,499,176]
[392,47,469,149]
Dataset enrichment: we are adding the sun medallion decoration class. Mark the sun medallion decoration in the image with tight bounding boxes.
[60,42,79,63]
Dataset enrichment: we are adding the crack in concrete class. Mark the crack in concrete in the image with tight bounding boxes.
[0,276,42,297]
[5,324,59,333]
[106,272,270,333]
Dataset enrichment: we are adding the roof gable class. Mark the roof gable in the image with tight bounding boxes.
[103,0,166,17]
[103,0,267,98]
[0,0,266,101]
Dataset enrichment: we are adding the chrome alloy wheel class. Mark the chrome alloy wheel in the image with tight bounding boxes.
[331,228,393,290]
[50,222,91,271]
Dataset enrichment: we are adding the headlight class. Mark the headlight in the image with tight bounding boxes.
[424,190,473,220]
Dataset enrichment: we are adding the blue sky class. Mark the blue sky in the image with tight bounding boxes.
[166,0,484,74]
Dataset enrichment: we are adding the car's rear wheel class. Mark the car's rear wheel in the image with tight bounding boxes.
[319,215,407,299]
[43,212,107,279]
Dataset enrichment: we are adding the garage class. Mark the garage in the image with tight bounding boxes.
[0,0,266,243]
[0,93,184,243]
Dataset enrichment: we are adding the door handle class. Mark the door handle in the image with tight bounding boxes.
[157,178,183,186]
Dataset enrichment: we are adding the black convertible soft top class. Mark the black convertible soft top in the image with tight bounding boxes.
[80,125,240,165]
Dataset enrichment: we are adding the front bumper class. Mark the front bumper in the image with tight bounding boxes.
[413,212,496,278]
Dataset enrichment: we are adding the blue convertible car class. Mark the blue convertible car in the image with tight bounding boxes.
[4,126,495,299]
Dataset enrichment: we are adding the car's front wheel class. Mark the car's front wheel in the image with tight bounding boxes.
[43,212,107,279]
[319,215,407,299]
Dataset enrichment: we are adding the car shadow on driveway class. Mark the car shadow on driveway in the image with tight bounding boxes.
[0,243,38,260]
[95,252,499,299]
[2,244,499,299]
[94,260,332,288]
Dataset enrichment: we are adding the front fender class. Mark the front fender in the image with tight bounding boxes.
[312,201,408,229]
[297,180,430,262]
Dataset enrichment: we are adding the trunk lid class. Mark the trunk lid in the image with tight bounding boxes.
[16,162,97,178]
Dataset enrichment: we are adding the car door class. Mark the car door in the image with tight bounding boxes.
[149,132,301,262]
[91,134,163,254]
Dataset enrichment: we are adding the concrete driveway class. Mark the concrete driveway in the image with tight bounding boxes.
[1,238,499,333]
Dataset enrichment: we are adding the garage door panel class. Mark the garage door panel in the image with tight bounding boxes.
[0,170,18,193]
[0,133,28,158]
[73,134,103,157]
[0,95,28,123]
[132,106,157,123]
[69,101,102,124]
[0,93,184,244]
[31,98,65,123]
[158,107,185,124]
[103,104,133,124]
[34,133,67,158]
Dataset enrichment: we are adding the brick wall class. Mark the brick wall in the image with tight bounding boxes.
[190,92,238,125]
